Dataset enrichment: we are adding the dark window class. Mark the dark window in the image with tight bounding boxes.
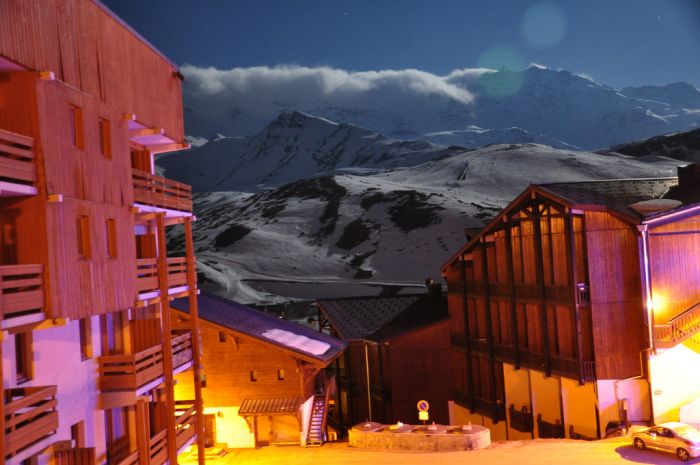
[76,216,90,259]
[219,331,226,343]
[69,105,84,149]
[15,332,32,384]
[98,118,112,158]
[106,219,117,258]
[79,318,92,360]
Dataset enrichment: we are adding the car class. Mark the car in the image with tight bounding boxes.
[632,422,700,461]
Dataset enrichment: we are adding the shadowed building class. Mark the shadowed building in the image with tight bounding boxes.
[317,289,451,432]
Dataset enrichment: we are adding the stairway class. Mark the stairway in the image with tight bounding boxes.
[306,395,327,447]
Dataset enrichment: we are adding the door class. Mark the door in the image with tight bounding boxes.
[203,414,216,448]
[255,416,271,447]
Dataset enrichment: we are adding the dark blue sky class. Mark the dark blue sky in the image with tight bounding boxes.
[103,0,700,89]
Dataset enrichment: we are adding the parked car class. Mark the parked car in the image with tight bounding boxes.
[632,422,700,461]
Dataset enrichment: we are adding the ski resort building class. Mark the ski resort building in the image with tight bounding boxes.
[316,290,451,432]
[170,293,346,448]
[0,1,204,464]
[442,164,700,441]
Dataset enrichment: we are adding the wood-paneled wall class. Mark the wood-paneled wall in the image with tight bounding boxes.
[648,213,700,321]
[0,0,184,141]
[584,211,643,379]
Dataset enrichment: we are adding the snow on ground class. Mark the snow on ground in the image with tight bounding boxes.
[182,436,691,465]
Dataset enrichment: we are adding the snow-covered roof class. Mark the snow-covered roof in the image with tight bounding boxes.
[316,293,448,342]
[170,293,346,363]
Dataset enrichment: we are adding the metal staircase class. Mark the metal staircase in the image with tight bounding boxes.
[306,395,327,447]
[654,301,700,349]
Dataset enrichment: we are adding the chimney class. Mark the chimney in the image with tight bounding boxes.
[677,163,700,190]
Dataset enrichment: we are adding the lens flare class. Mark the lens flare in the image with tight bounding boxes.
[476,46,526,98]
[521,2,568,49]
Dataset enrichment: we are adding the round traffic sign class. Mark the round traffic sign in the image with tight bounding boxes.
[417,400,430,412]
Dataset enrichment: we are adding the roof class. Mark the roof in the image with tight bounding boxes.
[316,293,448,342]
[171,293,346,364]
[238,397,304,417]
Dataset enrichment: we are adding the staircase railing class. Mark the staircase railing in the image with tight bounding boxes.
[653,301,700,348]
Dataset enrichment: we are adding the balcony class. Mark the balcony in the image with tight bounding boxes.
[132,168,192,215]
[136,258,189,302]
[654,301,700,349]
[4,386,58,460]
[115,430,168,465]
[0,264,46,330]
[98,331,193,408]
[0,129,38,196]
[175,401,197,453]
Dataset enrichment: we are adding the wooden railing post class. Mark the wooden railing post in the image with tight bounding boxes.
[155,213,177,465]
[184,217,206,465]
[0,339,4,465]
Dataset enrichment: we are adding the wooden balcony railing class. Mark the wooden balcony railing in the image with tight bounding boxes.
[537,413,565,439]
[4,386,58,459]
[509,404,534,433]
[54,447,96,465]
[133,168,192,213]
[99,332,192,393]
[115,450,139,465]
[0,129,36,187]
[175,402,196,451]
[149,430,168,465]
[0,264,45,323]
[654,301,700,348]
[136,258,189,297]
[171,330,193,371]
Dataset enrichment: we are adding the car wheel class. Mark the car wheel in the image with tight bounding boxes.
[633,438,645,450]
[677,448,690,461]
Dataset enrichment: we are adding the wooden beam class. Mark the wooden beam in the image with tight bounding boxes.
[0,339,4,465]
[480,244,500,421]
[505,226,521,369]
[122,113,137,121]
[156,213,178,465]
[130,127,164,138]
[459,252,476,413]
[148,142,189,154]
[565,212,586,385]
[185,217,206,465]
[532,206,552,376]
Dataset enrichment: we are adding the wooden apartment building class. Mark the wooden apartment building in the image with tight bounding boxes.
[0,1,204,464]
[442,165,700,441]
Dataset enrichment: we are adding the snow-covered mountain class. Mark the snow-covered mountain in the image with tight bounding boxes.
[159,111,463,192]
[610,127,700,162]
[182,64,700,150]
[424,125,578,150]
[165,143,679,304]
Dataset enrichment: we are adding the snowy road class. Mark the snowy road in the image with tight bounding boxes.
[183,437,696,465]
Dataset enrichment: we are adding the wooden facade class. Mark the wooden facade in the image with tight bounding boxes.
[0,1,203,464]
[170,295,346,448]
[443,175,700,439]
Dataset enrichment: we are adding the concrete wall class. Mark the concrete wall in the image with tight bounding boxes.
[561,377,597,438]
[2,316,106,464]
[503,363,533,440]
[448,401,507,441]
[649,343,700,424]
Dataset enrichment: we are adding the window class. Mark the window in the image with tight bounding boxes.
[15,332,32,384]
[79,318,92,360]
[106,219,117,258]
[277,369,285,381]
[76,216,90,259]
[69,105,84,149]
[249,371,258,382]
[98,118,112,158]
[219,331,226,343]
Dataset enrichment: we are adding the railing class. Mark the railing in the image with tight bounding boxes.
[654,301,700,348]
[136,258,189,297]
[175,401,197,451]
[453,389,506,422]
[569,424,596,441]
[4,386,58,459]
[132,168,192,213]
[582,361,596,381]
[0,128,36,186]
[537,414,565,439]
[0,264,45,322]
[99,332,192,392]
[98,344,164,392]
[509,404,534,433]
[171,330,193,370]
[115,450,139,465]
[55,447,96,465]
[149,430,168,465]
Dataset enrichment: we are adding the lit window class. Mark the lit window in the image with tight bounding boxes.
[106,219,117,258]
[250,371,258,382]
[277,369,285,381]
[98,118,112,158]
[76,216,90,259]
[69,105,84,149]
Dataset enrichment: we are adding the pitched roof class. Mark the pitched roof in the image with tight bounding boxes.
[171,293,346,364]
[539,178,679,219]
[316,293,448,342]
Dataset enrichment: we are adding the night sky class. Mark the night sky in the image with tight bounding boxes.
[102,0,700,89]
